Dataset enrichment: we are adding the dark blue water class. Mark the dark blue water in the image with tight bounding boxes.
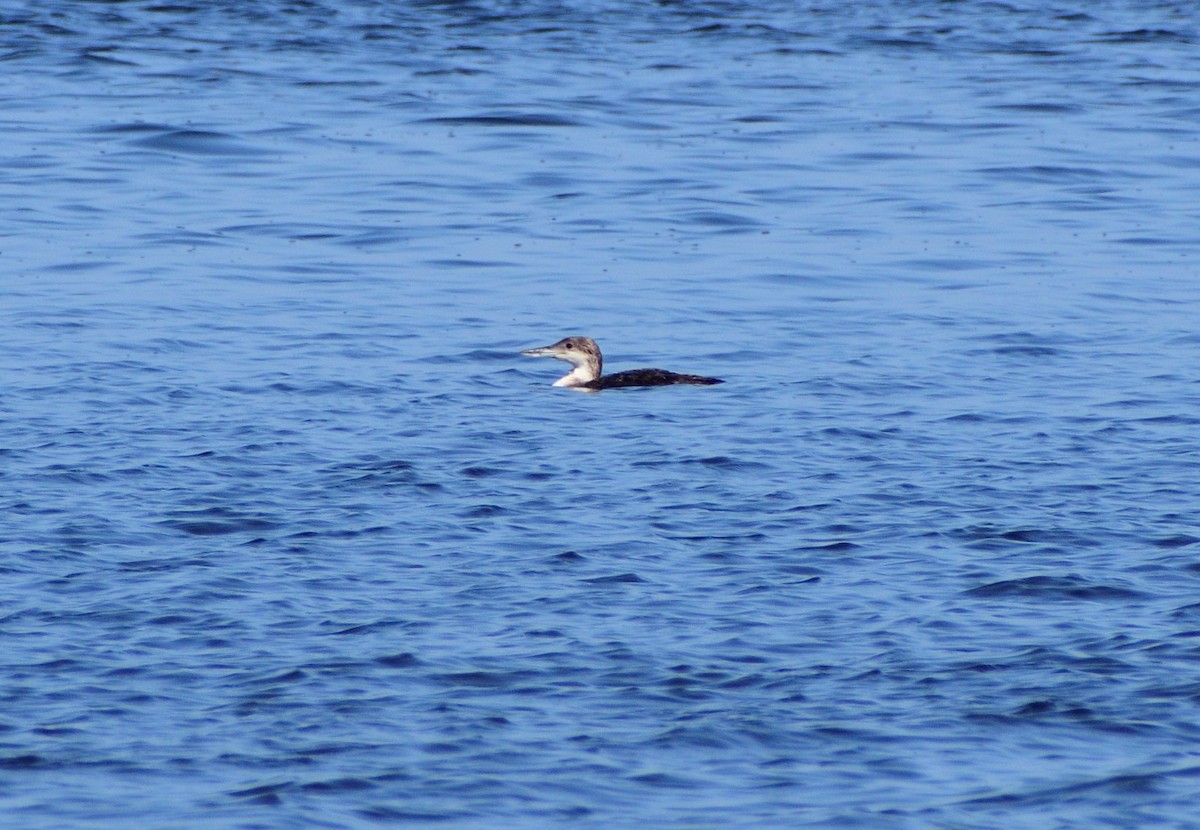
[3,1,1200,826]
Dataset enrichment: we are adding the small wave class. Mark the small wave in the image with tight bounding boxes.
[990,344,1060,357]
[374,652,420,668]
[677,210,763,229]
[433,670,537,688]
[1093,29,1192,44]
[583,573,645,584]
[976,164,1104,182]
[1157,535,1200,548]
[964,574,1144,601]
[160,507,281,536]
[417,113,582,127]
[92,121,176,134]
[131,129,272,156]
[988,102,1084,114]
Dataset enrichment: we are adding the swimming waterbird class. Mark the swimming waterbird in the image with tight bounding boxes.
[521,336,723,390]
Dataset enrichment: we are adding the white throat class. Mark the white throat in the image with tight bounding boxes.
[553,364,598,387]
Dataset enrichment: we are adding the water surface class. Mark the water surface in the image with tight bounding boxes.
[3,1,1200,827]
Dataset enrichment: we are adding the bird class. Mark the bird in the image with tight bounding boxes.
[521,336,723,390]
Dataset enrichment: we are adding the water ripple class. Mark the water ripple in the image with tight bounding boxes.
[3,1,1200,828]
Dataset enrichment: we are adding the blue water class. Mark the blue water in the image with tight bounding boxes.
[3,1,1200,827]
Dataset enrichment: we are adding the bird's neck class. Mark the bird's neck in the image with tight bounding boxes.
[553,362,600,387]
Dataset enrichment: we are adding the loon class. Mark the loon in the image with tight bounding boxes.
[521,336,723,390]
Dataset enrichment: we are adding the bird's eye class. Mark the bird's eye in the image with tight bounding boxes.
[565,343,574,349]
